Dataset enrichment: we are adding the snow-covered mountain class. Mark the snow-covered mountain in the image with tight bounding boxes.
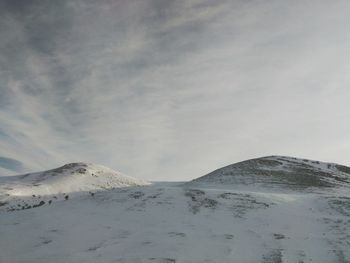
[0,162,148,212]
[0,156,349,263]
[190,155,350,189]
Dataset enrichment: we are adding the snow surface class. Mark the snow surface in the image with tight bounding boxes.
[0,162,149,211]
[0,157,350,263]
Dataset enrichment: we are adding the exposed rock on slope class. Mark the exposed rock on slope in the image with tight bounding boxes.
[190,156,350,189]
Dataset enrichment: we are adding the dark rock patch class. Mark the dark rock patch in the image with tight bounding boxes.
[129,191,145,199]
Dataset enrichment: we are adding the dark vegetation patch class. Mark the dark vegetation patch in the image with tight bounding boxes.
[22,204,32,210]
[33,201,45,208]
[168,232,186,238]
[149,259,176,263]
[42,239,52,245]
[224,234,234,240]
[126,190,164,212]
[5,199,48,211]
[52,163,88,173]
[336,165,350,175]
[184,189,205,202]
[129,191,145,199]
[218,192,273,218]
[0,201,8,207]
[184,189,218,214]
[39,163,89,178]
[145,193,162,199]
[255,159,283,167]
[76,168,87,174]
[202,198,218,208]
[218,192,250,199]
[273,233,287,240]
[87,243,103,251]
[262,249,283,263]
[254,167,336,188]
[327,196,350,217]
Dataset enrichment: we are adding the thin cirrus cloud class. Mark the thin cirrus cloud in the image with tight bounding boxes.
[0,156,25,174]
[0,0,350,180]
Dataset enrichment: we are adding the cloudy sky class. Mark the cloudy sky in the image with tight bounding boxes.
[1,0,350,180]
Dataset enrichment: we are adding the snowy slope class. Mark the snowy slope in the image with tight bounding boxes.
[0,162,148,211]
[0,156,349,263]
[189,155,350,189]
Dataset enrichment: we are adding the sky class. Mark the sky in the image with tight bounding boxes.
[1,0,350,181]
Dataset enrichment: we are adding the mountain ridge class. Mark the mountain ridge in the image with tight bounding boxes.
[1,156,350,262]
[189,155,350,189]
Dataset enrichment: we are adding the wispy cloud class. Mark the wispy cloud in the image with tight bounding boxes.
[0,156,24,173]
[1,0,350,180]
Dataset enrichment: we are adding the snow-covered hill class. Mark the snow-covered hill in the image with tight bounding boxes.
[0,156,349,263]
[0,162,148,211]
[189,156,350,189]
